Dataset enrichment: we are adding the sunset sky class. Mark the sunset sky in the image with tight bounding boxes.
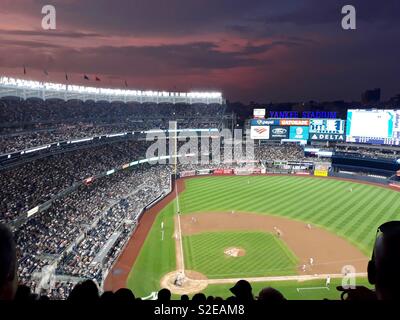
[0,0,399,102]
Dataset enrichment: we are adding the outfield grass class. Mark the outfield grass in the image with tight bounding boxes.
[183,231,298,278]
[201,277,374,300]
[179,176,400,254]
[127,201,177,297]
[127,176,400,299]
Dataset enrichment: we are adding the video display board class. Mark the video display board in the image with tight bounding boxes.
[309,119,345,141]
[346,109,400,145]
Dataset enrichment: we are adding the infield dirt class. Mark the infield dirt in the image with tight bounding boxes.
[179,212,368,276]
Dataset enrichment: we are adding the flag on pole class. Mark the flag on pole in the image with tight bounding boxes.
[84,74,90,80]
[65,73,69,81]
[43,69,49,76]
[23,66,26,75]
[95,76,101,81]
[124,80,128,88]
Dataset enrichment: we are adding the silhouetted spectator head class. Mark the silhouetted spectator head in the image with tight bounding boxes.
[100,291,115,303]
[0,223,18,301]
[14,284,34,302]
[157,288,171,301]
[114,288,135,303]
[206,295,214,302]
[67,280,99,302]
[38,295,50,301]
[192,293,206,303]
[257,287,286,302]
[230,280,254,301]
[180,294,189,301]
[368,221,400,300]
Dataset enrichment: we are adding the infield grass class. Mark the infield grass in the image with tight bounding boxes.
[183,231,298,278]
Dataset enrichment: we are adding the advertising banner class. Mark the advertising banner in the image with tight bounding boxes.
[296,172,311,175]
[250,119,279,126]
[213,169,233,175]
[270,126,289,139]
[314,170,328,177]
[180,170,196,177]
[280,119,310,126]
[310,133,345,141]
[196,169,211,175]
[235,168,251,175]
[289,126,309,140]
[250,126,270,139]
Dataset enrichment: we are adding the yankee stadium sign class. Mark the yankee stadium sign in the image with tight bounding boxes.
[269,111,337,119]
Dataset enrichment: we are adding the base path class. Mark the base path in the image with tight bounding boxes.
[103,179,186,292]
[105,175,381,294]
[180,212,368,275]
[163,212,368,295]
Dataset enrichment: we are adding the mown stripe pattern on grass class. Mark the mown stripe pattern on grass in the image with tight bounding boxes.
[183,231,298,278]
[179,176,400,255]
[128,176,400,298]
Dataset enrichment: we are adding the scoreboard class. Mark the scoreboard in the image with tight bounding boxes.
[309,119,345,141]
[250,118,345,141]
[346,109,400,145]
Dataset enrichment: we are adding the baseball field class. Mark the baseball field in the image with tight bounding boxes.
[105,175,400,299]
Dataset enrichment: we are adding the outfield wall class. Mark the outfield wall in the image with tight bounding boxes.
[330,171,389,185]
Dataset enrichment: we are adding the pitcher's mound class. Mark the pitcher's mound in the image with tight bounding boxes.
[224,247,246,257]
[160,270,208,295]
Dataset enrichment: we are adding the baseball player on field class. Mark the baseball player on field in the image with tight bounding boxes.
[326,275,331,288]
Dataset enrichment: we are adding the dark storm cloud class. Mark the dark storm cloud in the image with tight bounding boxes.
[1,41,271,76]
[262,0,400,26]
[0,29,102,38]
[1,37,312,76]
[0,38,62,48]
[1,0,400,102]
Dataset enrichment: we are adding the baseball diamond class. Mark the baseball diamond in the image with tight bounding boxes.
[104,175,400,299]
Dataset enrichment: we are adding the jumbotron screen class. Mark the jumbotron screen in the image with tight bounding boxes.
[346,109,400,145]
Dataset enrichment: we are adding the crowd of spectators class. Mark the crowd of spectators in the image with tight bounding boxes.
[1,141,310,299]
[3,219,400,302]
[13,164,171,299]
[255,144,306,162]
[334,145,400,160]
[0,103,312,300]
[0,98,224,154]
[1,140,310,224]
[0,140,151,222]
[55,188,164,283]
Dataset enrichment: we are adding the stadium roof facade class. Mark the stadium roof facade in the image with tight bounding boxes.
[0,76,224,104]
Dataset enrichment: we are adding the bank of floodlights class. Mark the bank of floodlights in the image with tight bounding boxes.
[0,76,223,103]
